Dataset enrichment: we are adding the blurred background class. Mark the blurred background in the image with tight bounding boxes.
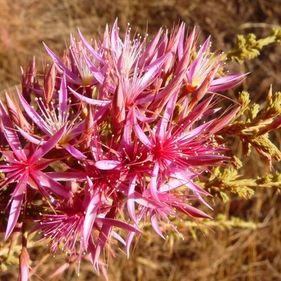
[0,0,280,280]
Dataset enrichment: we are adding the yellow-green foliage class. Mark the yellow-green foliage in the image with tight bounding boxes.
[201,164,281,202]
[227,28,281,63]
[196,86,281,204]
[202,166,256,202]
[220,89,281,164]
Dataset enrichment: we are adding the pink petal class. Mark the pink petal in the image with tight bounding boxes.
[68,87,110,106]
[46,171,86,181]
[77,29,104,64]
[17,90,51,135]
[5,173,28,240]
[175,203,211,219]
[127,176,137,223]
[95,160,120,170]
[29,126,66,162]
[111,231,126,246]
[64,144,86,160]
[156,90,178,140]
[208,106,239,134]
[19,247,30,281]
[83,192,100,248]
[95,217,140,233]
[16,126,42,145]
[43,42,79,83]
[138,55,166,93]
[151,214,165,239]
[0,101,26,161]
[5,93,31,131]
[58,74,68,122]
[133,122,152,147]
[31,171,70,199]
[149,163,161,202]
[126,232,136,258]
[209,73,247,92]
[126,209,145,257]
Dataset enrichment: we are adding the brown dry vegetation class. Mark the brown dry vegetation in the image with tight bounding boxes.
[0,1,280,281]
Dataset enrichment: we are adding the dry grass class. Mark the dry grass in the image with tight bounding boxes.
[0,0,280,280]
[1,0,281,94]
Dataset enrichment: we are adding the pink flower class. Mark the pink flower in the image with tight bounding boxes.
[38,178,139,272]
[16,75,86,160]
[0,20,245,277]
[0,101,70,239]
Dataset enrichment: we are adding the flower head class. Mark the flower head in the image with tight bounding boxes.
[0,101,70,239]
[0,20,245,278]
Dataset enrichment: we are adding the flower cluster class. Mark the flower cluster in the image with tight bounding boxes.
[0,21,245,276]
